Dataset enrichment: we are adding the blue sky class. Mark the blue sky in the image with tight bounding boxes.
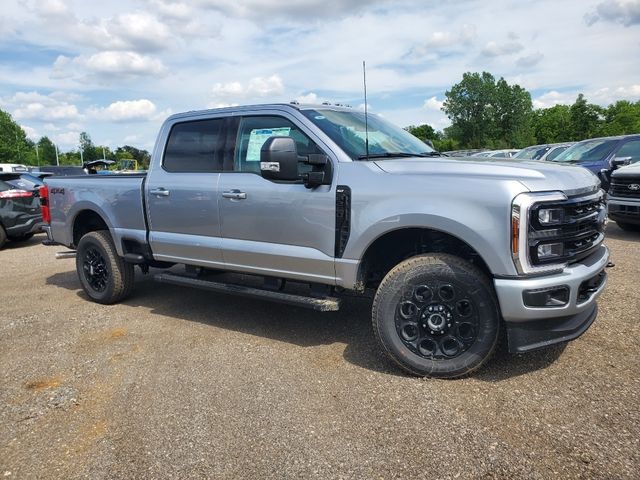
[1,0,639,152]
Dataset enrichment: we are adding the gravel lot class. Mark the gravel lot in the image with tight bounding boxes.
[1,224,639,479]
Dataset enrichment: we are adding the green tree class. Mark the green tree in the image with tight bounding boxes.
[79,131,98,162]
[37,136,58,165]
[115,145,151,169]
[0,108,33,164]
[442,72,534,148]
[532,104,573,143]
[569,94,602,140]
[442,72,497,148]
[601,100,640,136]
[493,79,535,147]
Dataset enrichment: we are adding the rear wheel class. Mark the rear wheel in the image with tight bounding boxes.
[372,253,500,378]
[76,230,135,304]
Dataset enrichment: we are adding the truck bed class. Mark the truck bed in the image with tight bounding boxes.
[46,173,148,252]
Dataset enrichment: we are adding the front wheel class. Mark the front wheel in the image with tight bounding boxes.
[616,221,640,232]
[372,253,500,378]
[76,230,135,304]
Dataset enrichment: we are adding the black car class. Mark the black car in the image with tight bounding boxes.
[0,174,44,249]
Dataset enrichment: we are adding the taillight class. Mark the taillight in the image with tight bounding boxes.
[39,185,51,224]
[0,189,32,199]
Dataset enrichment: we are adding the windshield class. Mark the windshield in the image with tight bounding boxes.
[544,146,569,161]
[300,109,435,160]
[514,146,549,160]
[550,138,618,163]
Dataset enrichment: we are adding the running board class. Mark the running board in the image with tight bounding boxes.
[154,273,340,312]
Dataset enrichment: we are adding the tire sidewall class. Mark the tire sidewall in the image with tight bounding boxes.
[374,256,500,378]
[76,233,117,303]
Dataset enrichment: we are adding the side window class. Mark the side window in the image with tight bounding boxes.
[234,116,323,174]
[163,119,224,172]
[616,140,640,162]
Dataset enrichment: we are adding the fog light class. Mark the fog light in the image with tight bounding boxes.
[537,242,564,259]
[523,286,570,307]
[538,208,563,225]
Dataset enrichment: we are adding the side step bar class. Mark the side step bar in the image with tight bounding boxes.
[154,273,341,312]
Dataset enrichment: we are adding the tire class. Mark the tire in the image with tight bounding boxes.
[616,221,640,232]
[372,253,500,378]
[0,225,6,249]
[76,230,135,304]
[8,232,35,242]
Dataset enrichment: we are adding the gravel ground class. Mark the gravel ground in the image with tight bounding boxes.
[1,223,639,479]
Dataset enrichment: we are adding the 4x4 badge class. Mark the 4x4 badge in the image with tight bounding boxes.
[628,184,640,190]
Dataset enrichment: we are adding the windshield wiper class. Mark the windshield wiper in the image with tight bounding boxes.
[357,151,442,160]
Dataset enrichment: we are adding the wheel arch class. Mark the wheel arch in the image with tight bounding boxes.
[356,226,494,289]
[72,209,110,247]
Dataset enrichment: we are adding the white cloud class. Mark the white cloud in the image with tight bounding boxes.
[481,39,523,57]
[109,12,172,52]
[211,75,284,103]
[532,90,575,109]
[295,92,322,104]
[585,0,640,26]
[21,124,39,141]
[423,96,444,111]
[4,91,81,121]
[516,52,544,68]
[196,0,380,18]
[95,99,159,122]
[54,52,167,80]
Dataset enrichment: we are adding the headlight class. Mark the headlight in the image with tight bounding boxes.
[538,208,563,225]
[511,191,568,275]
[537,242,564,259]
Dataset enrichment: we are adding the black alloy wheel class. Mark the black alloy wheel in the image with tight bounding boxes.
[372,253,500,378]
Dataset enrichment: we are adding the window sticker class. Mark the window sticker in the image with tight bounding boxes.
[246,127,291,162]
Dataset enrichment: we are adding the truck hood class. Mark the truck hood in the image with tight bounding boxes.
[374,157,599,195]
[612,161,640,177]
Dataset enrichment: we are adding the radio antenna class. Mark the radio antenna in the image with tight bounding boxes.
[362,60,370,160]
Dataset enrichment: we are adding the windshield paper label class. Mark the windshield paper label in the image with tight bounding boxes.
[246,127,291,162]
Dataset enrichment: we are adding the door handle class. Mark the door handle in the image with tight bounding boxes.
[150,188,170,197]
[222,190,247,200]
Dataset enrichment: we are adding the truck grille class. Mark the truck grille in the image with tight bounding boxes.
[609,176,640,198]
[529,192,606,266]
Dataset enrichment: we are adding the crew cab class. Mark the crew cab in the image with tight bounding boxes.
[41,104,610,378]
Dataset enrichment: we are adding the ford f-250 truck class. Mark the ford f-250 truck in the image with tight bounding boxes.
[41,104,610,378]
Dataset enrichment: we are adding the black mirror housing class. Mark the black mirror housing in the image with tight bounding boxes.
[260,136,300,181]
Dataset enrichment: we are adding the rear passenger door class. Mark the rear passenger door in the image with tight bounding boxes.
[218,112,337,284]
[146,117,231,266]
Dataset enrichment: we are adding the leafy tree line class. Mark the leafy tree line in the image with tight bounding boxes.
[0,108,151,169]
[406,71,640,151]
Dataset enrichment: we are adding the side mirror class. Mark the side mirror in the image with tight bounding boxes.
[597,168,610,191]
[610,156,632,170]
[260,136,300,181]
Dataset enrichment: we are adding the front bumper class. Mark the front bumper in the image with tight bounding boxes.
[494,244,609,353]
[608,197,640,225]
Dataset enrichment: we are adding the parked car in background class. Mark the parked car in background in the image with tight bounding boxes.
[1,172,50,191]
[36,165,87,176]
[513,144,552,161]
[607,161,640,231]
[540,143,575,162]
[0,163,29,173]
[0,174,44,248]
[548,134,640,175]
[471,149,520,158]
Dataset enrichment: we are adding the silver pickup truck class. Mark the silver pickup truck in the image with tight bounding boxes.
[41,103,609,377]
